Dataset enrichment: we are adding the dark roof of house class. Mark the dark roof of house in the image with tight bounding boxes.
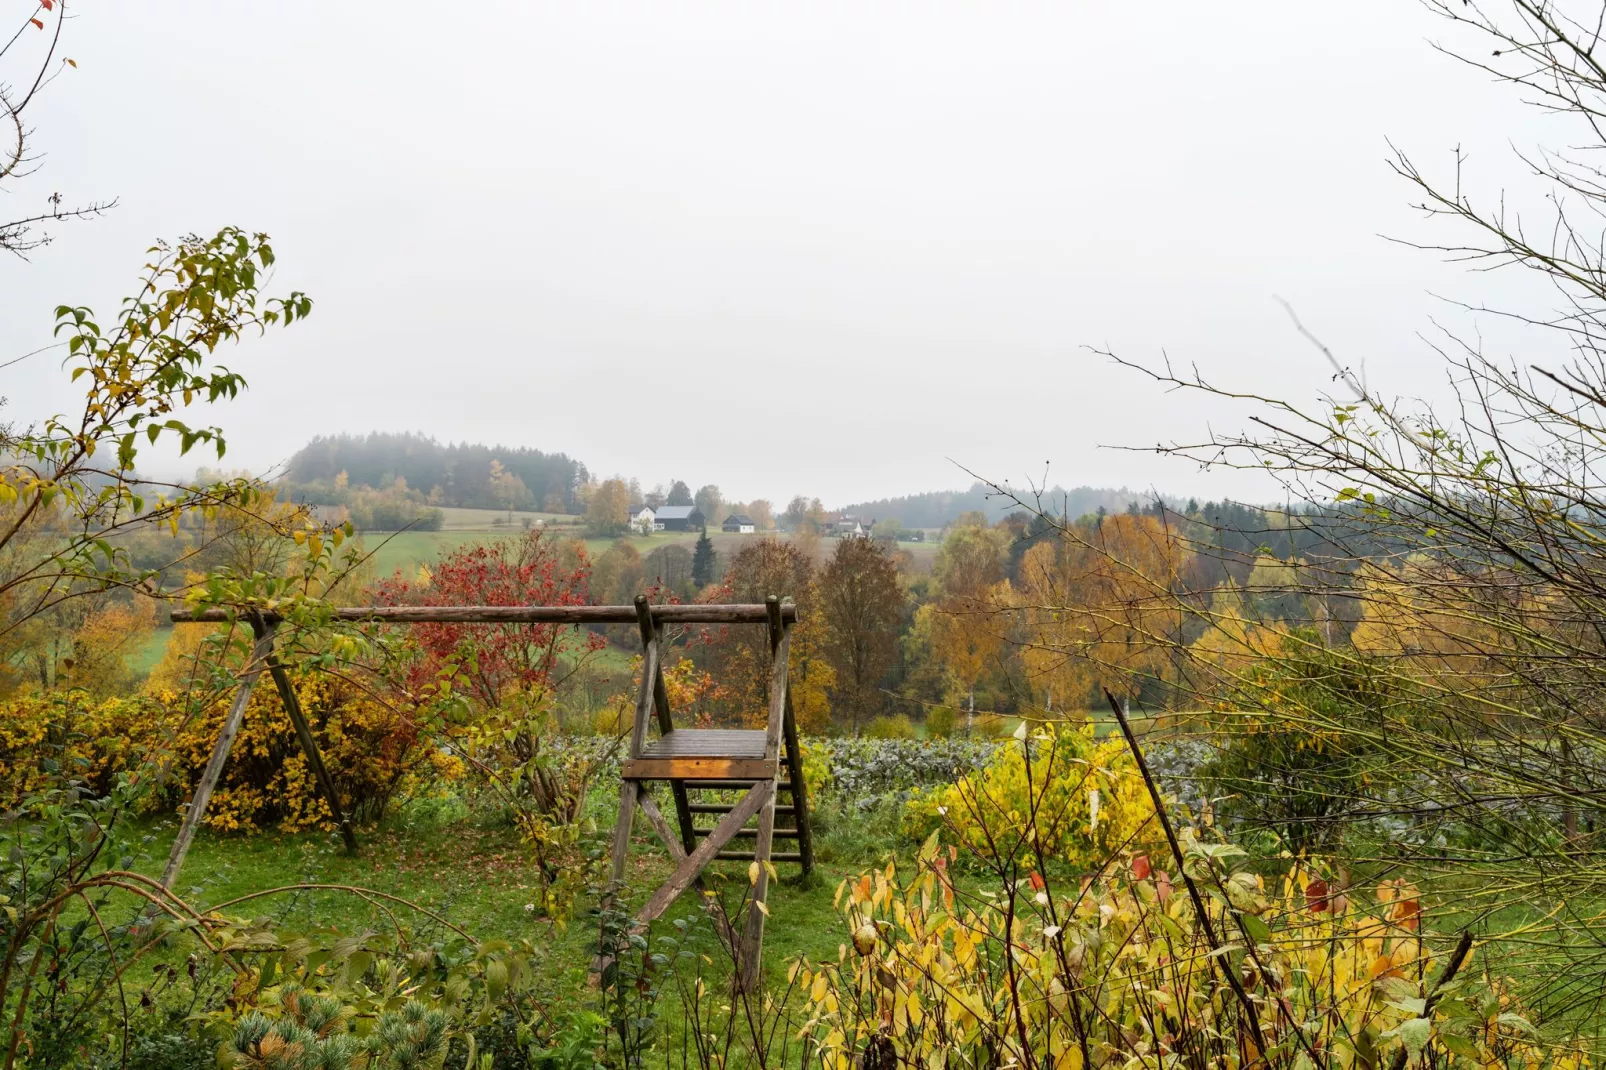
[629,504,655,516]
[723,514,756,526]
[655,505,699,520]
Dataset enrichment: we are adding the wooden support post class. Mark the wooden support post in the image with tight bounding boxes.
[607,780,639,894]
[781,687,815,875]
[635,596,696,855]
[770,594,815,873]
[762,597,790,764]
[629,636,658,759]
[160,621,276,889]
[264,645,358,856]
[737,596,791,992]
[737,788,778,992]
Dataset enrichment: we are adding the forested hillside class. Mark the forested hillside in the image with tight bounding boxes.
[287,431,588,512]
[841,482,1156,528]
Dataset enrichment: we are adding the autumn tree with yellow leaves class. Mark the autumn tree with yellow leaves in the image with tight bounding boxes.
[1010,513,1192,711]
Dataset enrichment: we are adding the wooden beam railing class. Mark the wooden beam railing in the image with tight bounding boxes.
[170,603,799,625]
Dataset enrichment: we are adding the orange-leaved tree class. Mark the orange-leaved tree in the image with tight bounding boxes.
[1012,512,1192,709]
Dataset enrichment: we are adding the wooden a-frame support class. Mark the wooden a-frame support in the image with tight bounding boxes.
[160,613,358,890]
[604,595,813,993]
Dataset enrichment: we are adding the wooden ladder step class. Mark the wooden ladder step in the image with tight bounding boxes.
[717,851,803,863]
[689,803,795,816]
[695,827,799,839]
[691,779,795,792]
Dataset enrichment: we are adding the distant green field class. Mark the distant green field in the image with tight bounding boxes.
[129,626,173,676]
[356,523,941,579]
[432,506,583,531]
[354,529,515,579]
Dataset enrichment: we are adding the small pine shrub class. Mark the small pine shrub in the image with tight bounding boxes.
[863,714,916,740]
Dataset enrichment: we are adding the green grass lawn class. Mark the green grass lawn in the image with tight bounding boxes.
[129,787,895,1059]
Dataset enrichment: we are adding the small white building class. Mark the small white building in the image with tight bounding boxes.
[630,505,658,534]
[722,513,757,534]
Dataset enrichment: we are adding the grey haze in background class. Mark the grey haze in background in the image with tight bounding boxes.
[0,2,1552,505]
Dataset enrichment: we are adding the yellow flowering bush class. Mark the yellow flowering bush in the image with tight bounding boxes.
[903,721,1163,870]
[0,671,449,832]
[0,692,167,805]
[156,670,448,832]
[796,837,1586,1070]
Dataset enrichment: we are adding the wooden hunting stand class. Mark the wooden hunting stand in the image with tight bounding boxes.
[165,596,813,989]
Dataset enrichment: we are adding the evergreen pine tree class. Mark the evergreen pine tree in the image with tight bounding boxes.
[691,529,716,587]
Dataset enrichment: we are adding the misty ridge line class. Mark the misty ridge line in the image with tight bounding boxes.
[235,429,1187,530]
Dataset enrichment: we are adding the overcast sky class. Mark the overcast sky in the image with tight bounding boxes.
[0,2,1564,506]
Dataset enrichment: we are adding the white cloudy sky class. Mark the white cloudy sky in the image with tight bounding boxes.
[0,1,1567,506]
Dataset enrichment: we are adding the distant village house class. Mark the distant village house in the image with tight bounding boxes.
[631,504,706,533]
[653,505,705,531]
[722,513,757,534]
[822,514,873,538]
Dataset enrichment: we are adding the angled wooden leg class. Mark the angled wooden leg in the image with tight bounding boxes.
[637,788,739,953]
[636,780,772,926]
[736,779,778,992]
[592,779,642,981]
[608,780,640,895]
[633,598,699,857]
[668,779,697,856]
[266,654,358,855]
[160,621,276,889]
[781,691,815,875]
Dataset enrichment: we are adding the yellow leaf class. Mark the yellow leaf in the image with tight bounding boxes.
[755,899,769,917]
[748,861,761,885]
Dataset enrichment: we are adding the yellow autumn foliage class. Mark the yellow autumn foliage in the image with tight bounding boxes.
[903,721,1163,870]
[0,667,457,831]
[798,844,1586,1070]
[0,691,168,805]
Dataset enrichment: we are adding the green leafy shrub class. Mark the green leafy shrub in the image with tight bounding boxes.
[971,712,1007,737]
[863,714,916,740]
[925,705,957,738]
[1199,637,1386,850]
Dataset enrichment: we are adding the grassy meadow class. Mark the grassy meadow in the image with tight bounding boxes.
[354,510,941,583]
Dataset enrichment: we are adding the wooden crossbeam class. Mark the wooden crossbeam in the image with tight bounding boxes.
[172,603,799,625]
[621,757,777,780]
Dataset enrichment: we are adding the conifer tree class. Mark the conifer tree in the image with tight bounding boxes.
[691,528,716,587]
